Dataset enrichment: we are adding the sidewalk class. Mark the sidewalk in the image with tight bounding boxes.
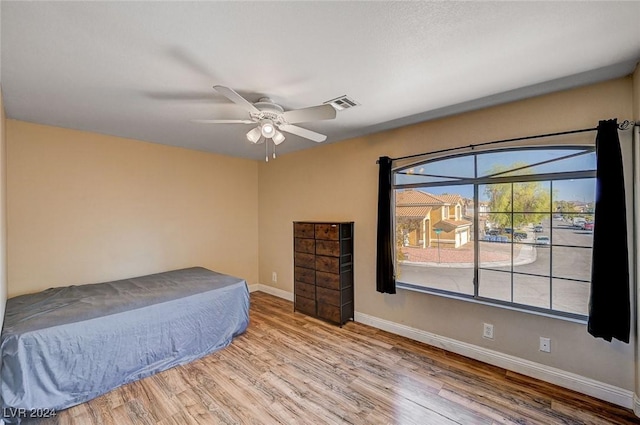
[400,242,536,268]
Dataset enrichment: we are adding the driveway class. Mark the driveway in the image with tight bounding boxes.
[397,218,592,315]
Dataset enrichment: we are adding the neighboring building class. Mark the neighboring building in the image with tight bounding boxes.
[477,201,490,217]
[572,201,594,214]
[465,199,490,231]
[396,190,473,249]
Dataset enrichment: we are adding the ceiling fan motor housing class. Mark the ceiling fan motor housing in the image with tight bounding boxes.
[251,98,286,125]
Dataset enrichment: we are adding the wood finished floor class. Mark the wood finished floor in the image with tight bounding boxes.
[30,291,639,425]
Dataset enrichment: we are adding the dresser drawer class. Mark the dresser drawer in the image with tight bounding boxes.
[294,237,315,254]
[315,239,340,257]
[294,223,315,238]
[294,266,315,284]
[316,286,340,306]
[295,281,315,299]
[295,296,316,316]
[317,303,341,323]
[315,223,339,240]
[315,255,339,273]
[294,252,315,269]
[315,271,340,290]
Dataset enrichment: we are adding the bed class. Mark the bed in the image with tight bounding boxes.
[0,266,250,423]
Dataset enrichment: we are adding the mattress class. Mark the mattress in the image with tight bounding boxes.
[0,267,250,422]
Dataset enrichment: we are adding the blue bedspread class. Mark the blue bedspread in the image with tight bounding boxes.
[0,267,250,422]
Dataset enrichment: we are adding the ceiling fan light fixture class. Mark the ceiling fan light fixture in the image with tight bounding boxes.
[246,126,262,143]
[272,130,285,145]
[260,120,276,138]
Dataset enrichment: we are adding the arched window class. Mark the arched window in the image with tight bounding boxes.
[393,146,596,320]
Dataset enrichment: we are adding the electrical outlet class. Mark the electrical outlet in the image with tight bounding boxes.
[540,337,551,353]
[272,272,277,283]
[483,323,494,339]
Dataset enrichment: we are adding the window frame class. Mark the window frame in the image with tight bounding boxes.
[393,145,596,322]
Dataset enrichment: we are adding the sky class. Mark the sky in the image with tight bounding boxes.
[395,148,596,203]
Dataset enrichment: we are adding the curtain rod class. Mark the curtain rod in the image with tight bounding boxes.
[380,119,638,164]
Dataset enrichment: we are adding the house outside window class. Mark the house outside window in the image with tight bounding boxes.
[393,146,596,320]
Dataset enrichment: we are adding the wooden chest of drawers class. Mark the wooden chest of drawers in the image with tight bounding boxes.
[293,221,354,326]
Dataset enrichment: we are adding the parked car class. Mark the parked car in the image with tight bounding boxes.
[583,222,594,231]
[534,225,543,233]
[483,235,509,243]
[573,217,586,228]
[513,231,528,241]
[535,235,550,246]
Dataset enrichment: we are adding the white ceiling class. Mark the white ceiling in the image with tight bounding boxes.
[1,1,639,160]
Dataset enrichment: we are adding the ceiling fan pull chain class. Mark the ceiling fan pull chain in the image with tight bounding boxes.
[273,142,277,159]
[265,138,269,162]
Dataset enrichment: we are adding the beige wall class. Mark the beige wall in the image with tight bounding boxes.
[0,88,7,330]
[258,77,635,390]
[7,121,259,296]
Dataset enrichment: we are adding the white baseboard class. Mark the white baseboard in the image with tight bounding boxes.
[253,287,635,410]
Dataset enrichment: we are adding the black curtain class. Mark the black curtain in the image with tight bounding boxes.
[376,156,396,294]
[588,119,630,343]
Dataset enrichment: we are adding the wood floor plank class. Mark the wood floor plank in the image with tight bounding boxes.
[123,398,155,425]
[85,395,117,425]
[23,291,640,425]
[202,357,292,424]
[437,388,533,425]
[550,400,623,425]
[258,348,378,416]
[222,358,339,424]
[155,410,199,425]
[506,369,640,422]
[108,404,131,425]
[172,389,220,425]
[350,376,457,425]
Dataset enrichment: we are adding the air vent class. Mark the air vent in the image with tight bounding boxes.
[324,95,360,111]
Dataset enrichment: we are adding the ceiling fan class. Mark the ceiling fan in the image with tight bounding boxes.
[193,85,337,148]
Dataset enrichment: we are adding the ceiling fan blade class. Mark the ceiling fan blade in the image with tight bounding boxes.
[191,119,255,124]
[279,124,327,143]
[213,85,261,114]
[282,104,337,124]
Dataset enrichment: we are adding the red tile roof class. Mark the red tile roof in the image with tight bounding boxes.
[396,190,447,206]
[396,206,433,218]
[438,194,463,205]
[433,219,473,232]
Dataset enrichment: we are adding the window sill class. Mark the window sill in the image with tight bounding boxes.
[396,282,588,325]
